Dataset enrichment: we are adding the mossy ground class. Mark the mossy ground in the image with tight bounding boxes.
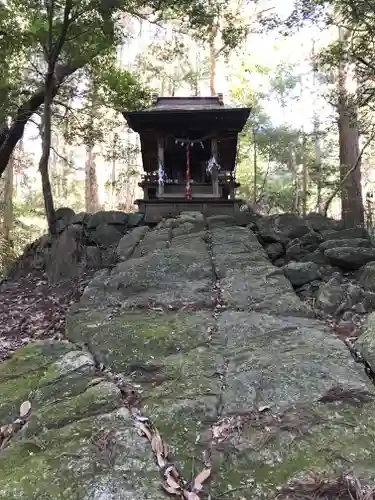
[0,409,165,500]
[0,342,165,500]
[67,309,216,372]
[2,216,375,499]
[0,342,72,423]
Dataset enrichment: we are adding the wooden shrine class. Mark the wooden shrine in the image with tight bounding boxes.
[123,94,251,223]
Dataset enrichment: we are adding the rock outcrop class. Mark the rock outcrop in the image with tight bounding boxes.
[1,212,375,499]
[10,208,145,281]
[251,213,375,321]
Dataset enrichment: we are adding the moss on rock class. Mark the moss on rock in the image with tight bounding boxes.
[67,310,215,372]
[3,214,375,499]
[0,409,166,500]
[0,342,73,423]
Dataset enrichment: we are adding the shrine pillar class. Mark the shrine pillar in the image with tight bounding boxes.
[211,138,220,197]
[229,182,235,199]
[157,136,164,197]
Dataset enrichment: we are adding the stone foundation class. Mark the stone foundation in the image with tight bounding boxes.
[136,198,243,223]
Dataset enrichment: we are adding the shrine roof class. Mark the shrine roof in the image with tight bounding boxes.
[142,96,227,112]
[123,95,251,134]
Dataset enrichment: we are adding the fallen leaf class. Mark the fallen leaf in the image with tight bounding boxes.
[183,491,200,500]
[151,431,164,455]
[156,453,167,468]
[136,422,153,441]
[193,467,211,487]
[19,400,32,418]
[162,483,181,495]
[259,405,270,413]
[165,473,181,490]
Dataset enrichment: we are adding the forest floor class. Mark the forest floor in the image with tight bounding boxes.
[0,269,366,363]
[0,271,365,363]
[0,270,96,361]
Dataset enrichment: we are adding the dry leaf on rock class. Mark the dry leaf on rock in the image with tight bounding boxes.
[259,405,271,413]
[193,468,211,490]
[162,483,181,495]
[151,432,164,455]
[183,491,200,500]
[156,453,167,468]
[165,473,181,490]
[19,400,31,418]
[136,422,153,441]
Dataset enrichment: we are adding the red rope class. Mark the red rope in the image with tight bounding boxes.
[186,143,191,200]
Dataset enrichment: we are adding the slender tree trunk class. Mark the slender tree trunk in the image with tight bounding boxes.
[52,133,62,198]
[61,101,72,200]
[314,116,323,211]
[209,23,219,97]
[85,78,101,213]
[288,146,299,212]
[301,133,308,216]
[39,64,56,234]
[111,135,117,209]
[252,128,257,203]
[61,138,69,200]
[85,147,100,213]
[3,156,14,242]
[299,75,308,215]
[194,50,200,96]
[337,27,364,227]
[311,41,323,212]
[209,41,217,96]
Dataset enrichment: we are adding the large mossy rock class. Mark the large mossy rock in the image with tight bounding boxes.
[0,342,165,500]
[2,213,375,499]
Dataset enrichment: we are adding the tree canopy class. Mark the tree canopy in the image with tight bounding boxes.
[0,0,222,177]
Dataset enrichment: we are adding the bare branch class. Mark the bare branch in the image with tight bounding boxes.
[49,144,81,170]
[50,0,74,65]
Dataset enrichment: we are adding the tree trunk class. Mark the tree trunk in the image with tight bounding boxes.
[194,50,200,96]
[314,116,323,212]
[311,41,323,212]
[3,156,14,242]
[111,157,116,209]
[61,102,72,200]
[85,77,101,213]
[209,40,217,96]
[61,139,69,200]
[337,27,364,227]
[39,67,57,235]
[301,133,308,216]
[209,23,219,97]
[52,133,62,198]
[252,128,257,203]
[85,147,100,213]
[287,145,299,212]
[111,133,119,209]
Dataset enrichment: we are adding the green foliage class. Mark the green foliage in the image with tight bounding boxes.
[290,0,375,108]
[94,65,150,112]
[134,37,209,95]
[231,52,343,214]
[269,64,301,107]
[0,0,223,132]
